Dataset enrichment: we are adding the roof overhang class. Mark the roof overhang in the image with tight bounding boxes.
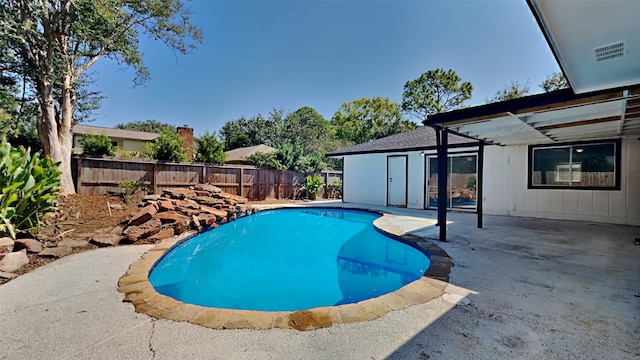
[528,0,640,93]
[425,87,640,146]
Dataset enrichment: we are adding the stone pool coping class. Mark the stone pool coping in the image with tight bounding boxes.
[117,207,454,331]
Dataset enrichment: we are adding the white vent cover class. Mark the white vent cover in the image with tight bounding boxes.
[594,41,625,62]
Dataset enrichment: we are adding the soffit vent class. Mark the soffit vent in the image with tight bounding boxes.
[594,41,625,62]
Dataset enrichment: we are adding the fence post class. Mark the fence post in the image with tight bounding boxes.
[257,168,261,199]
[152,163,158,194]
[202,164,207,184]
[239,168,244,197]
[323,171,328,198]
[76,157,83,195]
[276,170,281,199]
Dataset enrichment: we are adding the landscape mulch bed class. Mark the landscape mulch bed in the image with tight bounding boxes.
[0,194,139,285]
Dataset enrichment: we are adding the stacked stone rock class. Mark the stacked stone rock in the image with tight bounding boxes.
[428,187,476,203]
[90,184,255,247]
[0,235,81,279]
[0,238,41,279]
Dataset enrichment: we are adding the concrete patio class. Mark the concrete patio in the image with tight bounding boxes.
[1,203,638,359]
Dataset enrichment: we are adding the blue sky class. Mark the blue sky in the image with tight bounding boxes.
[89,0,561,136]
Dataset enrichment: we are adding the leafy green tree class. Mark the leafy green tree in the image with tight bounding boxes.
[275,141,326,173]
[1,0,202,194]
[79,132,116,157]
[294,153,325,174]
[219,107,336,161]
[245,141,325,173]
[282,106,331,155]
[275,140,304,171]
[115,120,176,134]
[194,131,226,164]
[540,72,570,92]
[401,68,473,121]
[72,75,104,123]
[486,80,531,103]
[331,97,417,144]
[0,72,41,151]
[150,129,187,162]
[0,109,9,125]
[316,137,351,171]
[245,151,283,170]
[220,122,252,151]
[220,110,283,151]
[218,106,339,171]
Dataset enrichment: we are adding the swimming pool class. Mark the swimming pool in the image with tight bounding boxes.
[148,208,431,311]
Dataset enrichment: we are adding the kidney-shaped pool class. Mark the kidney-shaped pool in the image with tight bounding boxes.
[148,208,431,311]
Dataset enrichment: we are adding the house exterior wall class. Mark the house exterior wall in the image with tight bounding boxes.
[343,152,429,209]
[121,139,148,152]
[483,137,640,225]
[342,147,476,210]
[73,134,149,153]
[342,138,638,225]
[343,154,388,206]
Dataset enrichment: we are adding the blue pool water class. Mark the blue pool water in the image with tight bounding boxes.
[148,208,431,311]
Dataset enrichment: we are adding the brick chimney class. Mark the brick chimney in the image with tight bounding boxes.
[176,125,194,159]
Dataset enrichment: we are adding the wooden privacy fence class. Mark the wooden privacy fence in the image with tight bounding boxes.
[72,156,342,201]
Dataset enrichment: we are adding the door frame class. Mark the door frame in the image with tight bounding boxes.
[386,155,408,207]
[424,151,479,211]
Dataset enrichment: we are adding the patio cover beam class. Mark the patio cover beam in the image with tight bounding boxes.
[435,126,448,242]
[477,140,484,229]
[424,86,640,146]
[619,90,629,135]
[536,115,620,132]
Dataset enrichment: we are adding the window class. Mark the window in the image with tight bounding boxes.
[529,139,620,190]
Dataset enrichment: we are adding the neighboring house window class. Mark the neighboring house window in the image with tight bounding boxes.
[528,139,620,190]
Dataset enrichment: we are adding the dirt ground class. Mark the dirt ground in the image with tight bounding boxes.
[0,194,139,285]
[1,194,305,285]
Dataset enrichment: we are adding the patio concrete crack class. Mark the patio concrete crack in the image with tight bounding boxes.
[62,318,154,359]
[148,319,157,359]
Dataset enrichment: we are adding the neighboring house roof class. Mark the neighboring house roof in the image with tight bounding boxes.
[72,124,160,141]
[425,86,640,146]
[326,126,476,157]
[224,144,276,162]
[527,0,640,94]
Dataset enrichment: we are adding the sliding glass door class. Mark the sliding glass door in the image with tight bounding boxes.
[426,154,477,210]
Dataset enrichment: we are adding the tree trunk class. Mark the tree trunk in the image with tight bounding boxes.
[36,78,76,195]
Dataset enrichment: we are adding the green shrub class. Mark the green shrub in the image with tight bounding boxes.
[150,129,187,162]
[300,174,323,200]
[294,153,325,173]
[245,151,284,170]
[466,175,477,191]
[0,140,61,239]
[275,140,304,170]
[139,142,156,160]
[113,148,142,160]
[194,131,226,164]
[79,132,115,157]
[327,179,343,198]
[118,180,149,204]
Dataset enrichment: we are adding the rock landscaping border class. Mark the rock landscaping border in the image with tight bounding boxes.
[118,207,454,331]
